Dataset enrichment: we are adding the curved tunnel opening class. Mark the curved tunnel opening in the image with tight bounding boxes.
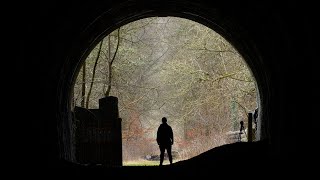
[72,16,262,166]
[56,2,271,166]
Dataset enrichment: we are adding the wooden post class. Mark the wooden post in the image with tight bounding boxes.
[248,112,253,142]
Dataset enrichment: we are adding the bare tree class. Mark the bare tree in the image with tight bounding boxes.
[81,63,86,107]
[73,17,258,161]
[105,28,121,96]
[86,40,103,108]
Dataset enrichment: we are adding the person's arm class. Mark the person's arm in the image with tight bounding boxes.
[156,127,160,145]
[170,127,174,145]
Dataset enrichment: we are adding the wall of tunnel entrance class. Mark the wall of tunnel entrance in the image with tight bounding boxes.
[11,0,316,172]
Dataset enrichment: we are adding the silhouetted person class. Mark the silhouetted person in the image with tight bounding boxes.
[239,121,246,142]
[253,108,258,128]
[157,117,174,166]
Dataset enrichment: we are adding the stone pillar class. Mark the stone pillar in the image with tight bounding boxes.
[99,96,122,167]
[99,96,119,120]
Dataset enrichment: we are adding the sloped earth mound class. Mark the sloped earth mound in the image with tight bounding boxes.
[50,140,275,177]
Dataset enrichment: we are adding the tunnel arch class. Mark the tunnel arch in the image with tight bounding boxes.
[56,1,272,163]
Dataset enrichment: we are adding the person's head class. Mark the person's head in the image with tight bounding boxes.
[162,117,167,123]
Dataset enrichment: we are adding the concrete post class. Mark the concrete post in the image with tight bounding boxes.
[248,112,253,142]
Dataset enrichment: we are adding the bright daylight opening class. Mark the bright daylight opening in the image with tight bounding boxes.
[72,17,259,166]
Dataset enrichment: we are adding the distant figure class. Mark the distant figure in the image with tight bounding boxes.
[157,117,174,166]
[253,108,259,140]
[239,121,246,142]
[253,108,258,128]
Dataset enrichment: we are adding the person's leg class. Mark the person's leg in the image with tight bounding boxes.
[159,146,165,166]
[167,145,173,164]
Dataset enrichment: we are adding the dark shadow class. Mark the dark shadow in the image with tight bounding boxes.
[49,140,271,177]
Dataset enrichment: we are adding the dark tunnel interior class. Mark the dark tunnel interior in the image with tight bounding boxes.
[13,0,317,177]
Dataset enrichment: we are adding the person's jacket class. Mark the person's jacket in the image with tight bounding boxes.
[157,123,173,146]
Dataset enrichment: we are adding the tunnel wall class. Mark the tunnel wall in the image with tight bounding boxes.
[15,0,317,170]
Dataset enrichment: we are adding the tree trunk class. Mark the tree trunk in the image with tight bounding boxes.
[105,28,120,96]
[86,40,103,108]
[81,62,86,107]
